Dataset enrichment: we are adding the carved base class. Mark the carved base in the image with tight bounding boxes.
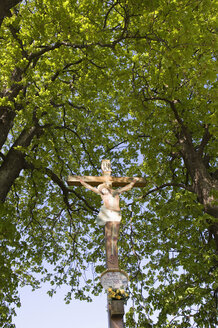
[109,299,124,316]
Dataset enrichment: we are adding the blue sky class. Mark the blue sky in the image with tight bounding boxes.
[13,283,109,328]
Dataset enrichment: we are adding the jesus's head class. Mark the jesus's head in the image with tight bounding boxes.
[97,184,111,195]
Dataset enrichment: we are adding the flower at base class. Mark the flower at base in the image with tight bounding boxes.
[107,287,129,301]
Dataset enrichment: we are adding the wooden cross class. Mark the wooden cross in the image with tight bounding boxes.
[67,159,146,328]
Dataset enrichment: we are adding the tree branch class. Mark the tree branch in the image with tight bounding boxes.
[197,124,212,157]
[140,182,194,200]
[32,166,97,213]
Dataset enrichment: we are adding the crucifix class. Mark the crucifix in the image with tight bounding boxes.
[67,160,146,328]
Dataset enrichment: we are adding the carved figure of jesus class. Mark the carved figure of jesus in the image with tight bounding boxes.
[79,178,139,226]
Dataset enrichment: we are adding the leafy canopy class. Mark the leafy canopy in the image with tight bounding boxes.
[0,0,217,327]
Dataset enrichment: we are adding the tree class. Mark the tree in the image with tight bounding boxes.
[0,0,22,27]
[0,0,217,327]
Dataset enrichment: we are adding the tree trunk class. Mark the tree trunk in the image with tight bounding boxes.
[0,107,16,151]
[0,0,22,27]
[0,126,38,202]
[180,137,218,251]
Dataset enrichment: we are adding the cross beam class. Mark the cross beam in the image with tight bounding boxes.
[67,175,146,188]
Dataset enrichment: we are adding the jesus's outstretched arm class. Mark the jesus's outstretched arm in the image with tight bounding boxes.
[79,178,100,194]
[114,177,140,195]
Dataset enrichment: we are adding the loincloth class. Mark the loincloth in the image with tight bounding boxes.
[96,205,122,226]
